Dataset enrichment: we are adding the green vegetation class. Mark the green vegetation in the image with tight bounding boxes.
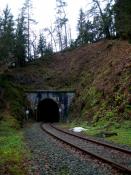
[0,74,30,174]
[58,165,70,175]
[68,60,131,146]
[0,0,131,172]
[64,119,131,146]
[0,116,29,175]
[0,74,26,124]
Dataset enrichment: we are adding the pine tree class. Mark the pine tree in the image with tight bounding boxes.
[37,33,46,58]
[44,43,53,57]
[14,8,27,66]
[91,15,102,41]
[0,17,2,38]
[76,9,93,46]
[114,0,131,39]
[77,9,86,45]
[0,6,15,63]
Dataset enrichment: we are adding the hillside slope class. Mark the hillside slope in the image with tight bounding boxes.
[0,39,131,174]
[9,40,131,123]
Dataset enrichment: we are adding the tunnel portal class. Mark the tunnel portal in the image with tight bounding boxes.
[26,90,75,122]
[37,98,60,122]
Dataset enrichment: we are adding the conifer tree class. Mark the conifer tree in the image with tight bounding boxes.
[77,9,86,45]
[14,8,27,66]
[37,33,46,58]
[0,6,15,63]
[114,0,131,39]
[76,9,94,46]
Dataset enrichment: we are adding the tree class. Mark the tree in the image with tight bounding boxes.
[77,9,86,45]
[104,1,115,37]
[44,25,57,52]
[55,0,69,50]
[89,0,114,39]
[0,16,2,37]
[114,0,131,39]
[23,0,36,60]
[0,6,15,63]
[76,9,94,46]
[37,33,46,58]
[31,31,38,59]
[44,43,53,57]
[91,15,103,41]
[14,8,27,66]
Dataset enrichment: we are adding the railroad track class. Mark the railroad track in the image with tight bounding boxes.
[41,123,131,174]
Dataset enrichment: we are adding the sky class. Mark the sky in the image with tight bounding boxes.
[0,0,91,39]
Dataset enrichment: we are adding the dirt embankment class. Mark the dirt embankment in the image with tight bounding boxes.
[8,40,131,122]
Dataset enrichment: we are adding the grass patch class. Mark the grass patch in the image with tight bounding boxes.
[106,120,131,146]
[62,119,131,146]
[0,116,29,175]
[107,128,131,146]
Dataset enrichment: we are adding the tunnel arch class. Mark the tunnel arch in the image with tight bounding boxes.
[37,98,60,122]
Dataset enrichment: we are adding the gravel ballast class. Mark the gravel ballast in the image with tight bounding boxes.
[24,123,125,175]
[43,124,131,169]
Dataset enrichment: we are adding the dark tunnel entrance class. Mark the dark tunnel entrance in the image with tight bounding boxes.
[37,98,60,122]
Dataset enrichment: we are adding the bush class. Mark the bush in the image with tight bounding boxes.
[0,74,26,124]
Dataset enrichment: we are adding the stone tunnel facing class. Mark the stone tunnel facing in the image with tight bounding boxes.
[37,98,60,122]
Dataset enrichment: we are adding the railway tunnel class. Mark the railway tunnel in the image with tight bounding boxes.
[25,90,75,122]
[37,98,60,122]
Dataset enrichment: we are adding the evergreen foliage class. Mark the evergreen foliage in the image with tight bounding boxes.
[114,0,131,39]
[0,6,15,63]
[37,33,53,58]
[0,0,131,63]
[76,9,94,46]
[37,33,46,57]
[14,8,27,67]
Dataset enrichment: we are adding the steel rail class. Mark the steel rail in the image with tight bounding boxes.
[41,123,131,174]
[51,124,131,155]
